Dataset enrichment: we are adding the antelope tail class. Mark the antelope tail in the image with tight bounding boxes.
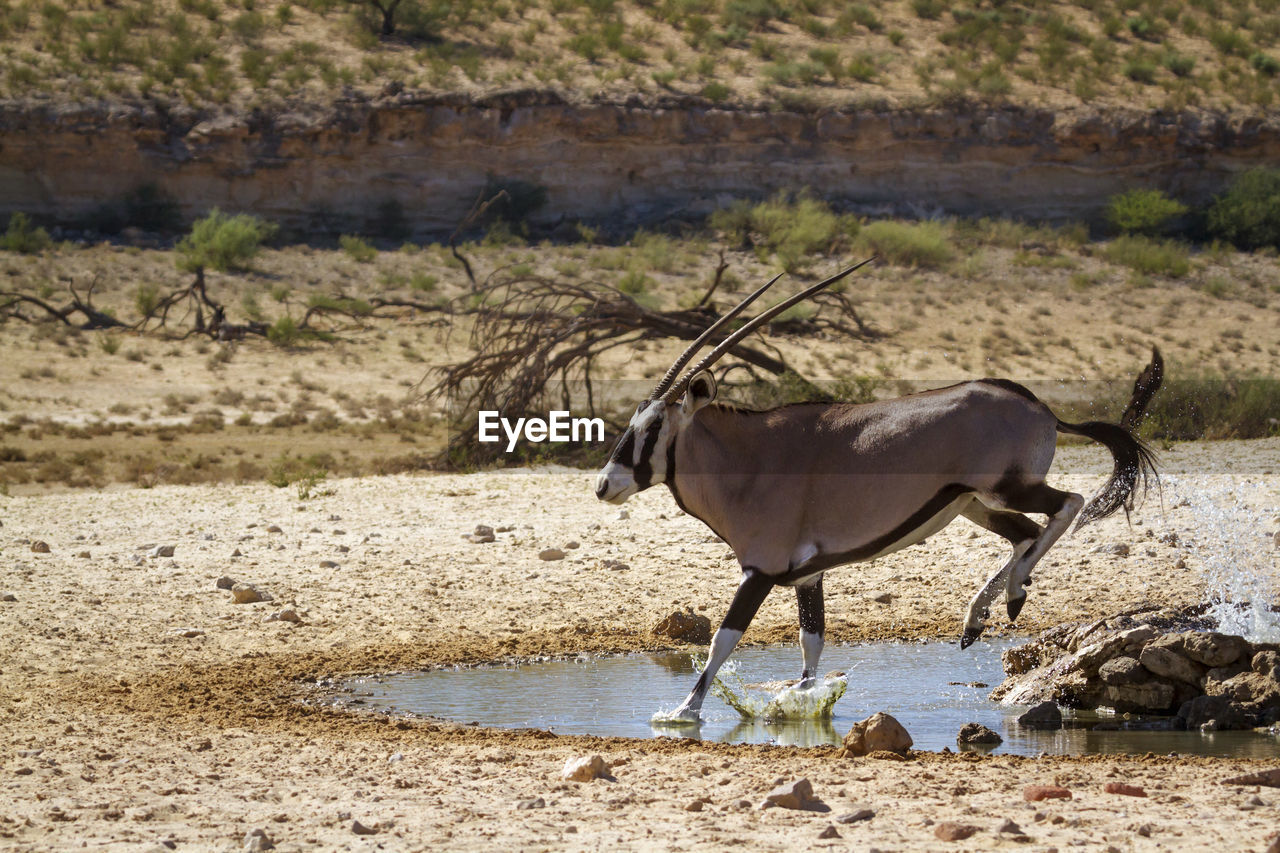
[1057,346,1163,529]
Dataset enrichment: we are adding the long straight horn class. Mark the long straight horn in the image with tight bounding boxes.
[647,272,785,400]
[662,257,875,403]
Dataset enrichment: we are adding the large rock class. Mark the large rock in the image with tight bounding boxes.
[1149,631,1250,668]
[652,608,711,645]
[1099,656,1148,685]
[842,712,912,756]
[1103,680,1176,713]
[1139,646,1204,685]
[957,722,1002,745]
[1017,701,1062,729]
[1177,694,1258,730]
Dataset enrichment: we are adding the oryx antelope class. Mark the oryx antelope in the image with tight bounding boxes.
[595,262,1161,720]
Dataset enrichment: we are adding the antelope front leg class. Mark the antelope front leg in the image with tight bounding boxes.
[672,569,774,719]
[796,574,825,685]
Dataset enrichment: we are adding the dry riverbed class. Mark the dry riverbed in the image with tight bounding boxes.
[1,439,1279,851]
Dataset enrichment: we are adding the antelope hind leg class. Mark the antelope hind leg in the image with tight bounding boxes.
[959,503,1042,647]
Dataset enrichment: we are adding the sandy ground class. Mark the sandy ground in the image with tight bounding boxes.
[1,438,1279,851]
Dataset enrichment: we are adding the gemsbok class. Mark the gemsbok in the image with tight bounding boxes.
[595,261,1161,720]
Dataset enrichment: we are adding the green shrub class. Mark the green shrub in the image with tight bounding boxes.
[134,282,161,318]
[701,81,731,101]
[1,213,52,254]
[1141,377,1280,440]
[1207,168,1280,249]
[855,220,954,269]
[1102,235,1190,277]
[1250,52,1280,75]
[1105,188,1188,236]
[176,209,277,272]
[711,191,849,272]
[339,234,377,262]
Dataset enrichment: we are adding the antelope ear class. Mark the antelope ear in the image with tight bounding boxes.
[681,371,717,414]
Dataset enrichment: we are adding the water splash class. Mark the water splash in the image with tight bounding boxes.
[1168,476,1280,643]
[650,657,848,723]
[709,659,848,720]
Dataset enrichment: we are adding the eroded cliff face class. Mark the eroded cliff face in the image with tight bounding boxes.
[3,91,1279,234]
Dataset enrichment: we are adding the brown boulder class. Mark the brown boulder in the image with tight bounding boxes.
[1162,631,1251,668]
[843,712,912,756]
[1103,680,1175,712]
[1139,646,1205,685]
[652,608,711,645]
[1099,656,1148,685]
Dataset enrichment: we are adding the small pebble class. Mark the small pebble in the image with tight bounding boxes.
[30,541,50,553]
[319,560,339,569]
[539,548,566,561]
[817,825,840,839]
[265,525,283,534]
[934,822,979,841]
[1104,782,1147,797]
[351,820,378,836]
[215,576,235,590]
[231,583,266,604]
[564,540,580,549]
[149,544,175,558]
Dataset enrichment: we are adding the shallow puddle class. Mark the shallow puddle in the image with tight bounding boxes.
[342,640,1280,757]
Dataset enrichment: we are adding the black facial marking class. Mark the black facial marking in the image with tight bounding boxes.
[632,418,662,489]
[610,428,636,467]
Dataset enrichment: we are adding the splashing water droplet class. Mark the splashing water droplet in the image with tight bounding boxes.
[1169,476,1280,643]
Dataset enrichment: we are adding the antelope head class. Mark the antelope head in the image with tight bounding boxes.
[594,260,871,503]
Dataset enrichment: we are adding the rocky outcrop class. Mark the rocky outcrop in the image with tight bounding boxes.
[4,92,1280,236]
[992,608,1280,730]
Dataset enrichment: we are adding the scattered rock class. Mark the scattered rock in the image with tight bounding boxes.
[1223,768,1280,788]
[1102,543,1129,557]
[996,818,1024,834]
[957,722,1002,745]
[351,819,378,836]
[30,540,50,553]
[242,829,274,851]
[231,583,268,604]
[835,807,875,823]
[842,712,913,756]
[230,549,242,558]
[267,608,302,623]
[934,822,979,841]
[215,576,235,590]
[616,508,629,520]
[684,797,710,812]
[1024,785,1072,802]
[1017,701,1062,729]
[1104,782,1147,797]
[319,560,339,568]
[601,559,630,571]
[652,608,711,645]
[149,544,175,558]
[817,825,840,839]
[562,754,611,782]
[0,593,15,602]
[76,550,91,558]
[516,797,545,810]
[761,778,827,811]
[564,540,580,549]
[539,548,566,561]
[868,591,893,604]
[465,525,495,544]
[1165,631,1251,668]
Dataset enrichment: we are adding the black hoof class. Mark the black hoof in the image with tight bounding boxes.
[1007,593,1027,621]
[960,626,983,649]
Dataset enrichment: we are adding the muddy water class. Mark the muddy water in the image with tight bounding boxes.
[342,640,1280,757]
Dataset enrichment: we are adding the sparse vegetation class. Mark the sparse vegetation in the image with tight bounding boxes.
[3,0,1280,111]
[855,220,953,269]
[176,209,278,273]
[1207,168,1280,250]
[1,213,52,255]
[1106,189,1189,236]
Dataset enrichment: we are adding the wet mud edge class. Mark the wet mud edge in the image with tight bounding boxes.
[70,618,1274,769]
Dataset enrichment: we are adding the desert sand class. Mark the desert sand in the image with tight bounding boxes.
[1,437,1279,851]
